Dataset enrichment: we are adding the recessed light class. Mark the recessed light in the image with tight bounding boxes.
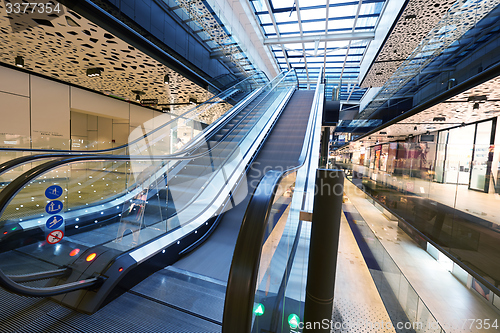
[86,68,103,77]
[15,56,24,67]
[131,90,145,102]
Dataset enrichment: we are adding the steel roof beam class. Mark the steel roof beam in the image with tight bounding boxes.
[264,32,375,45]
[294,0,310,86]
[341,0,363,102]
[263,0,291,70]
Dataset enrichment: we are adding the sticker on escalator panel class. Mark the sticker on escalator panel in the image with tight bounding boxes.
[46,215,64,230]
[45,185,63,199]
[46,229,64,244]
[45,200,63,214]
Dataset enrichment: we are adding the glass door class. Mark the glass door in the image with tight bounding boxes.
[444,125,474,184]
[434,131,448,183]
[469,120,495,192]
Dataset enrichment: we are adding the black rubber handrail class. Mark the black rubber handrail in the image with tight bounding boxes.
[0,272,103,297]
[0,74,262,180]
[0,90,247,178]
[0,153,96,177]
[0,71,296,298]
[7,267,71,283]
[222,68,323,332]
[223,169,288,332]
[0,92,240,178]
[0,70,296,219]
[0,70,294,180]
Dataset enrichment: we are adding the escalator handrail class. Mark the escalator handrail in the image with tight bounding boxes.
[0,71,297,298]
[223,169,289,332]
[0,69,295,192]
[0,85,255,178]
[0,87,247,178]
[0,73,263,155]
[0,70,295,180]
[0,271,103,298]
[8,267,71,283]
[222,69,324,332]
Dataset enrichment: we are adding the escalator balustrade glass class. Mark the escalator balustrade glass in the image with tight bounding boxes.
[0,70,298,307]
[0,74,265,191]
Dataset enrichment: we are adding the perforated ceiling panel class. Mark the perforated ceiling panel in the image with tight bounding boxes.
[361,0,456,88]
[0,1,230,123]
[345,74,500,149]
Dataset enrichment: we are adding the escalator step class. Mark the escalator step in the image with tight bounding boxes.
[0,285,61,333]
[47,292,221,333]
[131,267,225,324]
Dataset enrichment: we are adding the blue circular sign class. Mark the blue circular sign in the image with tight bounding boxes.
[45,185,63,200]
[45,200,63,214]
[46,215,64,230]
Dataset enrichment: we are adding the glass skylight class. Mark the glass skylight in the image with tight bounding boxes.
[248,0,386,101]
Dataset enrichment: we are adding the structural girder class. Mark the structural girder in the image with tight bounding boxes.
[264,32,375,45]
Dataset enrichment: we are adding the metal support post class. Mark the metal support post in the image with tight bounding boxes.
[303,169,344,333]
[319,127,330,168]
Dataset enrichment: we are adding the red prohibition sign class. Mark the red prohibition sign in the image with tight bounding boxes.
[46,229,64,244]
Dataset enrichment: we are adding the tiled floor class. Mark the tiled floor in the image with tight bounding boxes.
[332,212,395,332]
[344,179,500,333]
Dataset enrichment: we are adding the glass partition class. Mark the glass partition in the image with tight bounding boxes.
[0,70,297,290]
[343,200,445,333]
[333,117,500,301]
[0,74,267,188]
[251,171,301,332]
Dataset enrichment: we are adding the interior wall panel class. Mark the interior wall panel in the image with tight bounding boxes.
[0,92,30,147]
[71,87,129,120]
[30,76,70,149]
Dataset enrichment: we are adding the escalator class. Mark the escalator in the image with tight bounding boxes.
[130,89,315,332]
[0,69,324,332]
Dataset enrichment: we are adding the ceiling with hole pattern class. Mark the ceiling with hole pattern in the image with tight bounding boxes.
[360,0,457,89]
[0,0,231,123]
[338,73,500,150]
